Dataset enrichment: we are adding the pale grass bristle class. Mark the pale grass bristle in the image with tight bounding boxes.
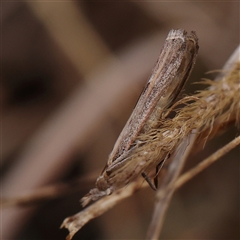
[137,63,240,154]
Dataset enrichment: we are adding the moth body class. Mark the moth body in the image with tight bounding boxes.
[81,29,199,207]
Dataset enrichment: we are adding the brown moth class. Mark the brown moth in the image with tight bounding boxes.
[82,29,199,206]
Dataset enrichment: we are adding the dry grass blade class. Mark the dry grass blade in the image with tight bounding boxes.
[146,45,240,239]
[61,179,147,240]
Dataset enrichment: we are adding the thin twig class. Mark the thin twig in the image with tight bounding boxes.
[171,135,240,192]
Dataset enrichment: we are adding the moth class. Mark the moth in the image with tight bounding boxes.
[82,29,199,206]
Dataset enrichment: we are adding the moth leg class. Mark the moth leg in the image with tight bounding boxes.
[142,153,171,191]
[141,172,157,191]
[154,153,171,189]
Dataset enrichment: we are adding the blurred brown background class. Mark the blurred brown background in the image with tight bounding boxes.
[1,1,239,240]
